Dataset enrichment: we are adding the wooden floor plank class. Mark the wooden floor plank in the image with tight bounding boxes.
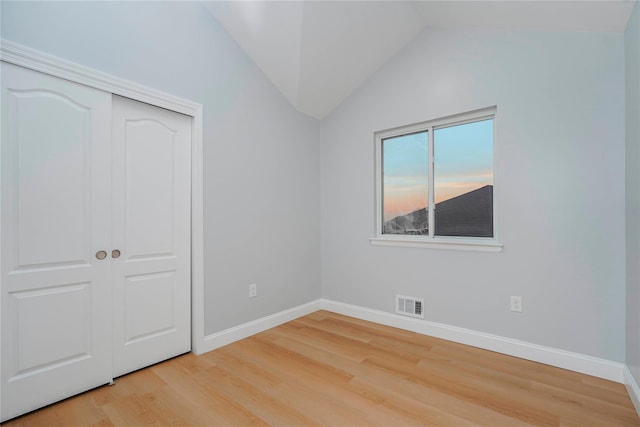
[3,310,639,426]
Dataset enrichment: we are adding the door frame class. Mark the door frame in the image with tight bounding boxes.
[0,39,206,420]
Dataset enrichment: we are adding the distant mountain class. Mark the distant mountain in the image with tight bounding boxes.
[384,185,493,237]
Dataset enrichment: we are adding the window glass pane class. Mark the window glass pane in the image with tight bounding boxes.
[434,119,493,237]
[382,131,428,235]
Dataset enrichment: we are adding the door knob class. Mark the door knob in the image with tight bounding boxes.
[112,249,121,259]
[96,250,107,260]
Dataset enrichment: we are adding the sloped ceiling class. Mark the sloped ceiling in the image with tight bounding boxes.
[202,1,636,119]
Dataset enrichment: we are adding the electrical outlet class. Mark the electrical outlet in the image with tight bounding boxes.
[249,283,257,298]
[510,296,522,312]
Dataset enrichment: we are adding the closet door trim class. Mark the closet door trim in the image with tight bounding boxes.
[0,39,206,373]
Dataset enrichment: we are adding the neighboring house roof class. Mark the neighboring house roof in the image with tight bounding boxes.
[434,185,493,237]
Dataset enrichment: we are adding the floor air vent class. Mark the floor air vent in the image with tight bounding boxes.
[396,295,425,319]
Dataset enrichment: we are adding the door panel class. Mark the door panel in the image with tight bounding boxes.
[111,95,191,377]
[12,91,91,270]
[124,271,176,343]
[124,118,177,259]
[9,283,91,373]
[1,63,112,421]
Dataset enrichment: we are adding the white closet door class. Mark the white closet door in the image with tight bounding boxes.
[111,95,191,377]
[0,63,113,421]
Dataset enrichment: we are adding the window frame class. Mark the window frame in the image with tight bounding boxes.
[372,106,502,252]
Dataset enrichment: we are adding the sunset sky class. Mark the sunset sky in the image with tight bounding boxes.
[383,119,493,221]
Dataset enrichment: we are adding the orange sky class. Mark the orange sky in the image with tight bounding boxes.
[383,171,492,221]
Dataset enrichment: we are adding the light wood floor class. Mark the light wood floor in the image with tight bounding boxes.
[3,310,639,426]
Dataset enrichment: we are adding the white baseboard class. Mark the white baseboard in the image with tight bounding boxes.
[194,297,626,384]
[319,299,626,383]
[625,366,640,415]
[196,300,322,354]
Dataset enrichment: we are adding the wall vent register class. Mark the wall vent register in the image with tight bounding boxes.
[396,294,425,319]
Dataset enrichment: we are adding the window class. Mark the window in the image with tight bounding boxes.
[373,107,500,251]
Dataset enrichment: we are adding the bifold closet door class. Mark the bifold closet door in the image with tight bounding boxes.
[1,62,113,421]
[111,95,192,378]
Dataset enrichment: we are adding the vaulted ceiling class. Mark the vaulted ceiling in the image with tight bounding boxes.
[202,1,636,119]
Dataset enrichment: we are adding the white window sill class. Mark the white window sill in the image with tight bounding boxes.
[369,236,503,253]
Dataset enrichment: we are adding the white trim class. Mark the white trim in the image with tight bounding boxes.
[198,297,626,384]
[428,125,435,238]
[199,300,322,353]
[0,40,198,116]
[625,366,640,416]
[190,107,206,355]
[377,106,497,140]
[319,299,626,383]
[492,109,500,243]
[370,237,503,252]
[0,39,207,357]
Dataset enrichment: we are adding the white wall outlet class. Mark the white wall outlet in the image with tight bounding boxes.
[249,283,257,298]
[510,296,522,312]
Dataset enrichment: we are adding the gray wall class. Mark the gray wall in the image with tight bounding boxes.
[0,1,322,335]
[320,28,626,362]
[627,1,640,382]
[1,1,636,366]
